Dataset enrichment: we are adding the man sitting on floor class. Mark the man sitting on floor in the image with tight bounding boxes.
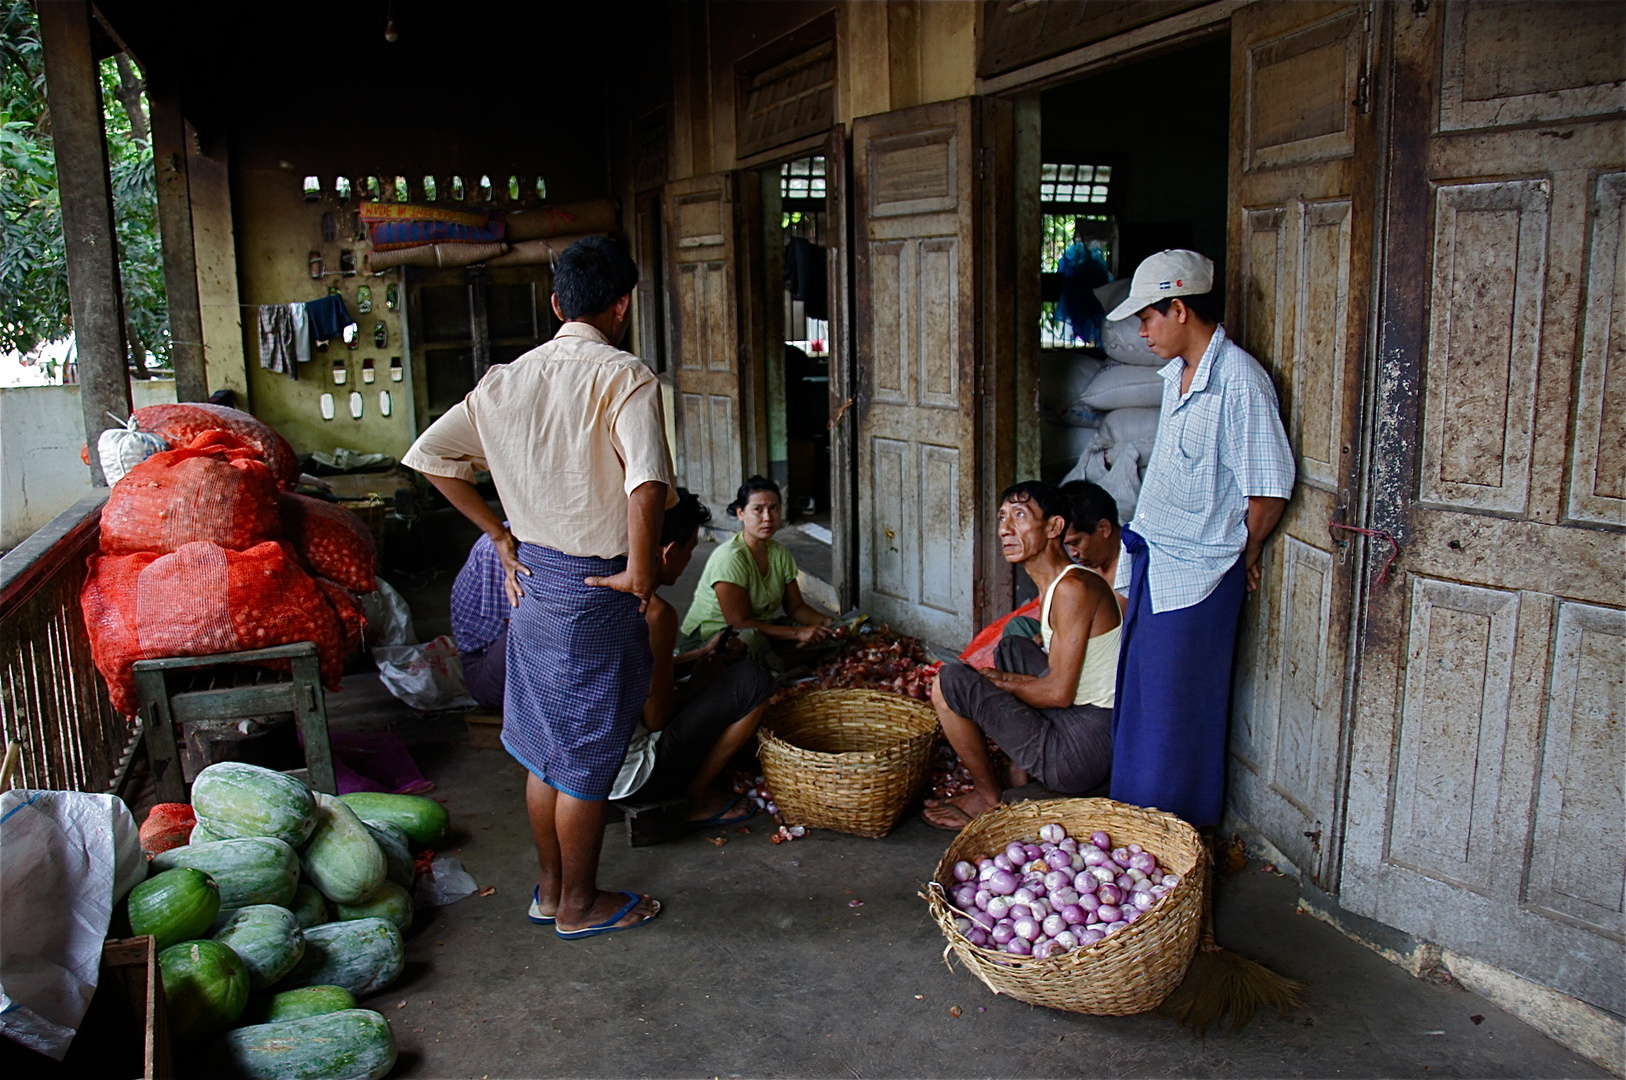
[450,490,774,840]
[923,481,1121,830]
[1061,479,1127,613]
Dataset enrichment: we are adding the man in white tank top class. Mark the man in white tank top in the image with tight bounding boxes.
[924,482,1122,830]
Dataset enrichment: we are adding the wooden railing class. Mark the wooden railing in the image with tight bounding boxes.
[0,493,138,793]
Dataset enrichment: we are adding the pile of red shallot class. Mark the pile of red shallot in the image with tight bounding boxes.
[945,823,1180,959]
[773,627,941,704]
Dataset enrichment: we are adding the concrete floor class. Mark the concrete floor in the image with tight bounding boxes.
[324,511,1611,1079]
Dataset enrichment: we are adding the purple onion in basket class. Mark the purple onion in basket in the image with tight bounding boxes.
[987,868,1018,896]
[1104,919,1129,933]
[1123,908,1142,924]
[1023,844,1043,861]
[1090,831,1111,850]
[1004,936,1032,957]
[1060,903,1086,925]
[1013,886,1037,906]
[953,860,978,883]
[951,884,976,909]
[1081,928,1105,944]
[975,889,992,911]
[1012,916,1041,942]
[990,921,1015,945]
[1005,842,1027,865]
[986,896,1012,920]
[1007,903,1030,921]
[1053,929,1079,951]
[972,909,996,930]
[1032,939,1063,960]
[1043,870,1069,893]
[966,927,989,947]
[1078,892,1101,913]
[1042,913,1067,938]
[1116,873,1135,891]
[1097,903,1122,922]
[1047,849,1073,872]
[994,854,1014,873]
[1111,847,1132,868]
[1097,883,1121,906]
[1051,886,1079,908]
[1128,851,1157,875]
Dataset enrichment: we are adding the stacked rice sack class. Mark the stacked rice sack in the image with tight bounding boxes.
[80,407,373,716]
[1043,278,1166,523]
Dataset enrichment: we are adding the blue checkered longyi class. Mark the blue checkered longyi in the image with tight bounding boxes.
[500,543,652,801]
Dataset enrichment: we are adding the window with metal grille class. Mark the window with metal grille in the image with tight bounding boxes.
[1040,162,1110,204]
[781,156,826,201]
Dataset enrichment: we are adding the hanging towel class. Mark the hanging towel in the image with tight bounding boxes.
[287,302,312,364]
[257,305,296,376]
[304,294,355,344]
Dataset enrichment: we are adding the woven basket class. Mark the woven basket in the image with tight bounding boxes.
[924,798,1207,1015]
[757,689,938,838]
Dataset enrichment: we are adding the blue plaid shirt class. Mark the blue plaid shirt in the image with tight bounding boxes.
[449,531,509,656]
[1119,326,1295,612]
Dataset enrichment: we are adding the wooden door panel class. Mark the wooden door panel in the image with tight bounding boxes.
[854,99,980,646]
[1226,1,1374,888]
[1343,1,1625,1015]
[665,174,743,516]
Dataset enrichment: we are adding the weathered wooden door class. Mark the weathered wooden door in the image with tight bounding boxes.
[852,99,981,646]
[1343,1,1625,1015]
[1224,1,1378,890]
[665,173,744,516]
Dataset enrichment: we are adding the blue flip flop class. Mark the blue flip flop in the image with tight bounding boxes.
[528,885,555,925]
[687,794,756,830]
[555,891,661,940]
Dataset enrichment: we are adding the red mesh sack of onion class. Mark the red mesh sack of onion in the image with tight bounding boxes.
[945,822,1181,959]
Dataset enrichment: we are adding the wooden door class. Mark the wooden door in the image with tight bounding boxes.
[665,173,745,517]
[852,100,982,646]
[1223,2,1378,890]
[1343,1,1625,1015]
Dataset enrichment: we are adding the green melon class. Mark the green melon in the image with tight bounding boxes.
[151,837,300,909]
[127,867,220,952]
[300,794,385,905]
[213,905,305,989]
[339,792,449,847]
[190,819,228,844]
[192,762,317,847]
[259,984,357,1023]
[360,819,414,890]
[334,879,413,932]
[288,884,329,929]
[276,917,403,997]
[159,938,250,1045]
[210,1008,396,1080]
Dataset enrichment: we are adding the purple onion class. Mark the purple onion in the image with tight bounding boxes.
[1128,843,1142,855]
[1161,874,1181,887]
[951,884,976,908]
[1115,874,1135,891]
[1132,891,1156,911]
[1031,898,1052,918]
[994,854,1014,873]
[1042,913,1067,938]
[1090,831,1111,850]
[1098,883,1123,906]
[1097,903,1122,922]
[1028,884,1048,900]
[1089,866,1116,886]
[990,921,1015,945]
[1033,939,1062,960]
[1149,886,1169,900]
[1005,842,1027,865]
[1123,908,1142,923]
[978,862,998,882]
[987,868,1018,896]
[1043,870,1069,892]
[975,889,992,911]
[1059,837,1079,853]
[966,927,990,947]
[1078,892,1101,913]
[1004,936,1032,956]
[1129,852,1157,874]
[1111,847,1132,868]
[1013,886,1036,906]
[1060,903,1086,924]
[1039,822,1066,843]
[1007,902,1030,921]
[953,860,978,883]
[986,896,1012,920]
[1047,849,1073,871]
[1105,919,1129,933]
[1051,886,1079,908]
[1012,916,1041,942]
[1053,929,1079,951]
[1081,928,1104,944]
[954,916,972,934]
[971,909,996,931]
[1023,844,1042,862]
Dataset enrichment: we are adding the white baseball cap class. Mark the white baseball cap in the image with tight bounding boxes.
[1104,249,1215,321]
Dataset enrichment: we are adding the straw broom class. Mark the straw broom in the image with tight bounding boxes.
[1161,834,1306,1036]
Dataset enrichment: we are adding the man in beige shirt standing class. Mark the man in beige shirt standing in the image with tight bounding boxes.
[403,237,674,939]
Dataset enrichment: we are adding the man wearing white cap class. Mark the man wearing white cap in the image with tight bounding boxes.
[1103,250,1294,828]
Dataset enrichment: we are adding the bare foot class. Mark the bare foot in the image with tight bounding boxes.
[922,791,997,830]
[685,792,753,824]
[555,889,660,935]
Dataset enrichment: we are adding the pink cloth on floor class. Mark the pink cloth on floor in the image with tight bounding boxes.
[328,731,435,795]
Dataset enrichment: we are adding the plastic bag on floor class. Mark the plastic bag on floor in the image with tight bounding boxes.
[374,634,477,712]
[413,856,478,908]
[360,578,417,647]
[0,790,144,1060]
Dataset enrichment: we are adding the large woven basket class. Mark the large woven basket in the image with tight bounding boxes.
[924,798,1207,1015]
[757,689,938,838]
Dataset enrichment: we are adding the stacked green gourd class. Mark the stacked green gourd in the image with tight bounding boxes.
[124,762,450,1080]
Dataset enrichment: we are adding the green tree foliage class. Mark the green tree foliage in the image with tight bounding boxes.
[1,0,168,369]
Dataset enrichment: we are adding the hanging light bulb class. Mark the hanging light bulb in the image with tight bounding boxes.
[384,1,398,42]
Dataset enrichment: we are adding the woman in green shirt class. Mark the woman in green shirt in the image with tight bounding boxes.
[681,476,832,660]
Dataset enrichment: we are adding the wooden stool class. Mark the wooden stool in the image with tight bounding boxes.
[134,642,336,803]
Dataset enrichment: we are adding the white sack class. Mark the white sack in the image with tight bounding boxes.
[97,422,168,486]
[1038,352,1105,427]
[1094,279,1169,367]
[374,634,477,712]
[414,855,479,908]
[1101,407,1163,468]
[1079,363,1165,411]
[1072,441,1144,524]
[0,790,144,1060]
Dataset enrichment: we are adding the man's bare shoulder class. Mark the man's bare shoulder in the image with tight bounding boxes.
[645,593,677,632]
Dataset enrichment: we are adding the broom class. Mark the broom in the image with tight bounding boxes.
[1161,834,1307,1036]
